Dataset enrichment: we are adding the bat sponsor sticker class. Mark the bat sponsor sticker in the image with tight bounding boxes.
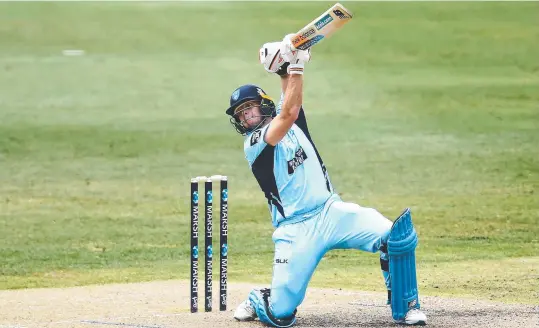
[296,35,324,50]
[292,28,316,47]
[315,14,333,30]
[333,8,351,20]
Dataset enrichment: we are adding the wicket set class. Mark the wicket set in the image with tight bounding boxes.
[190,175,228,313]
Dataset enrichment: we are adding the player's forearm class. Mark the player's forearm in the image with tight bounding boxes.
[280,74,289,94]
[280,74,302,120]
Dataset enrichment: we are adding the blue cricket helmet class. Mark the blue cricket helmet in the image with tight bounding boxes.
[225,84,276,135]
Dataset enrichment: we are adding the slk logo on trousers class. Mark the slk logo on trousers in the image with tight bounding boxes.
[275,259,288,264]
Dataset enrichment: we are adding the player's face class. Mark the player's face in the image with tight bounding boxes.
[235,100,264,130]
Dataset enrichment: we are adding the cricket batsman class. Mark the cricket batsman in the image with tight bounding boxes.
[224,34,428,327]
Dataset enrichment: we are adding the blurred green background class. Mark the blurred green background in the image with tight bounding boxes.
[0,2,537,304]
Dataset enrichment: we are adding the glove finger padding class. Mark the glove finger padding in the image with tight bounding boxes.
[259,41,286,74]
[279,34,311,63]
[279,34,297,63]
[280,34,310,75]
[295,48,311,64]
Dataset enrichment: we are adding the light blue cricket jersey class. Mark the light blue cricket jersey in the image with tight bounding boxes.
[244,94,335,228]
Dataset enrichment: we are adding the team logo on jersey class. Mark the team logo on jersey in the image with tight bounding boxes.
[250,129,262,146]
[287,147,308,174]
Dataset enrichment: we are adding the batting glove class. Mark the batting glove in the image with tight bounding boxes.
[279,34,311,75]
[259,41,289,76]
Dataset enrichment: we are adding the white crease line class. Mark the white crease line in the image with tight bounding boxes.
[1,312,200,328]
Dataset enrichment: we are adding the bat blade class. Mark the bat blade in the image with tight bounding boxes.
[291,3,353,51]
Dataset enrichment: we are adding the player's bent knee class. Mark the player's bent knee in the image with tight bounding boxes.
[270,285,302,318]
[249,288,297,327]
[271,301,297,319]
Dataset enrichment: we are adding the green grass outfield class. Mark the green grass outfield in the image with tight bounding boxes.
[1,2,538,304]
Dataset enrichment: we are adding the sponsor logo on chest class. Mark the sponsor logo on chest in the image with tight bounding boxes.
[287,147,308,174]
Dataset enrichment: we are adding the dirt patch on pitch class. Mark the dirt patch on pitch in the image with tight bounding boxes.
[0,280,536,328]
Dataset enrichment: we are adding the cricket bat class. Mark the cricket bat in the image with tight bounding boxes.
[291,3,353,51]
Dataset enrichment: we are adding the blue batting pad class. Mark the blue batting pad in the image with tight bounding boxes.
[387,208,420,321]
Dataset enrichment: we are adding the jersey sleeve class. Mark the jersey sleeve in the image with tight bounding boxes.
[244,124,272,166]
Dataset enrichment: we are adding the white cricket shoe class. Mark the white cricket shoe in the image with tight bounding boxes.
[233,299,257,321]
[396,308,427,326]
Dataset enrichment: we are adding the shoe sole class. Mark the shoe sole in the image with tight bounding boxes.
[395,319,427,326]
[234,316,256,322]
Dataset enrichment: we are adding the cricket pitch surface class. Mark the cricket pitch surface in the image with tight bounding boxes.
[0,280,537,328]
